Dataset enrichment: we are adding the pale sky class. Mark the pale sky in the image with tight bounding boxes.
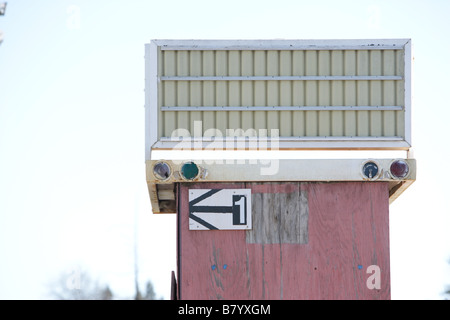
[0,0,449,299]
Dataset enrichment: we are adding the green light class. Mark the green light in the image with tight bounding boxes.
[181,162,199,181]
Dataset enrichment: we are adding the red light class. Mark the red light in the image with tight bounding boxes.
[390,160,409,179]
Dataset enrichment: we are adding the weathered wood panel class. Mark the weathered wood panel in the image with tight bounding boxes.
[178,181,390,300]
[246,183,308,244]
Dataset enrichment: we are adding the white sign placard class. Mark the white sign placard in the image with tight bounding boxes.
[189,189,252,230]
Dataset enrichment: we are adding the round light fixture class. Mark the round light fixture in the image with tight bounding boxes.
[390,160,409,179]
[180,161,200,181]
[153,161,172,181]
[362,161,380,180]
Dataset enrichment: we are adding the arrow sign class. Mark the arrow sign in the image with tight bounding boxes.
[189,189,252,230]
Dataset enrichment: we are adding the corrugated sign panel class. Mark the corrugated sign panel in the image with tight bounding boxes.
[145,39,412,158]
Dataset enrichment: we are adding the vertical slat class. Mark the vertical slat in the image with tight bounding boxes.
[370,50,382,136]
[215,51,228,134]
[280,51,292,136]
[163,51,177,137]
[177,51,189,132]
[395,80,404,138]
[202,51,215,135]
[228,51,241,132]
[318,50,331,136]
[254,51,266,131]
[267,80,279,134]
[216,81,228,134]
[370,50,382,76]
[241,50,253,75]
[395,49,405,138]
[189,51,202,136]
[267,50,279,75]
[305,51,318,136]
[292,81,305,136]
[279,80,292,136]
[241,82,254,133]
[331,50,344,136]
[383,50,396,136]
[157,48,164,139]
[163,50,176,77]
[292,51,305,136]
[158,48,164,139]
[396,110,405,138]
[254,80,267,131]
[357,50,369,136]
[189,50,202,75]
[241,51,254,133]
[396,79,405,109]
[395,49,404,76]
[395,49,405,106]
[267,51,279,134]
[163,81,177,137]
[344,50,357,136]
[383,50,395,77]
[158,82,164,138]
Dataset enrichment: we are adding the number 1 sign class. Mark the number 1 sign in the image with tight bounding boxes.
[189,189,252,230]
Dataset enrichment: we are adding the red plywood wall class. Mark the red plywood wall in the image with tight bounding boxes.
[177,182,390,300]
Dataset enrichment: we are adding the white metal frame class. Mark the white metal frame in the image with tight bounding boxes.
[145,39,413,159]
[404,40,413,148]
[160,106,403,112]
[160,75,403,81]
[153,39,408,51]
[145,42,159,160]
[152,137,409,151]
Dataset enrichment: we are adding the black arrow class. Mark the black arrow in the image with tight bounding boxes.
[190,205,233,213]
[189,189,233,214]
[188,214,219,230]
[189,189,221,206]
[189,189,233,230]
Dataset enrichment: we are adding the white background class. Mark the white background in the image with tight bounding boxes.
[0,0,449,299]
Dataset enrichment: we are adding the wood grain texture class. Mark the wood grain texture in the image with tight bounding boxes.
[178,182,390,300]
[246,182,308,244]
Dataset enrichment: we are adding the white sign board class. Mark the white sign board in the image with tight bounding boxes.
[189,189,252,230]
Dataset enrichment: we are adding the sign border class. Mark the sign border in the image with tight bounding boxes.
[188,189,252,231]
